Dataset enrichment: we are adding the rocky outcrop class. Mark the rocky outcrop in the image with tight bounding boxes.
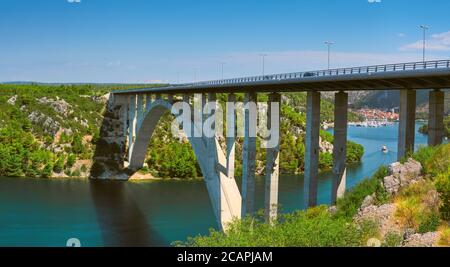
[353,159,443,247]
[319,136,334,153]
[355,203,400,237]
[37,97,73,118]
[7,95,17,105]
[28,111,61,136]
[403,232,439,247]
[383,158,423,195]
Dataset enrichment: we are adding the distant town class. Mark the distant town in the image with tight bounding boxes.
[353,108,400,121]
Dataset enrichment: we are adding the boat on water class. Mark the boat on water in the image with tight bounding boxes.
[382,145,389,153]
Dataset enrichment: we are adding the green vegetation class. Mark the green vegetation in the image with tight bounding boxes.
[178,207,378,247]
[181,144,450,247]
[418,116,450,139]
[1,85,364,179]
[0,83,153,178]
[334,166,390,219]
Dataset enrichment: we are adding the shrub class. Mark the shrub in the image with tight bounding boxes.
[347,141,364,163]
[395,180,442,231]
[382,231,403,247]
[71,169,81,177]
[42,163,53,178]
[53,157,65,173]
[66,154,77,169]
[422,145,450,178]
[180,206,378,247]
[418,213,441,234]
[438,226,450,246]
[435,169,450,220]
[335,166,389,219]
[412,146,436,175]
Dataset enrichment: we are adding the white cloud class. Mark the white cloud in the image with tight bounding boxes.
[397,33,407,38]
[400,30,450,52]
[368,0,382,3]
[106,61,122,68]
[67,0,81,3]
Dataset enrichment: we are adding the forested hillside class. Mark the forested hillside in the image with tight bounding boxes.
[0,84,364,179]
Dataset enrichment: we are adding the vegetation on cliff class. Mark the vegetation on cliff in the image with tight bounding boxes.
[181,144,450,247]
[1,84,364,179]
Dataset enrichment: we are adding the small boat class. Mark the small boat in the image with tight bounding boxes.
[382,145,389,153]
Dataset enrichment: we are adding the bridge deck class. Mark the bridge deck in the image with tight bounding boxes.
[114,60,450,95]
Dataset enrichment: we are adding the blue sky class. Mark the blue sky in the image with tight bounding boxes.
[0,0,449,83]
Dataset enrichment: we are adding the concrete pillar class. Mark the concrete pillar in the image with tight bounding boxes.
[226,94,236,180]
[128,95,137,161]
[114,95,129,139]
[398,89,416,161]
[332,91,348,204]
[145,94,152,113]
[265,93,281,223]
[206,93,217,178]
[136,94,144,131]
[193,94,205,138]
[155,93,162,100]
[168,94,174,103]
[304,91,321,208]
[428,90,445,146]
[241,92,257,217]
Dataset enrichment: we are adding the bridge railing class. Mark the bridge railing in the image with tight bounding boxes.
[188,59,450,87]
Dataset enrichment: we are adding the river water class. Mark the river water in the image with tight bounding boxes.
[0,122,430,247]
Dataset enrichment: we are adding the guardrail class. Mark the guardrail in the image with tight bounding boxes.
[185,59,450,87]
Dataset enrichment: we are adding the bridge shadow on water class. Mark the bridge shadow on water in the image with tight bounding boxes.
[89,179,165,247]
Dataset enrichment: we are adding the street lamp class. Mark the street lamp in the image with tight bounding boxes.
[420,25,430,62]
[260,53,268,76]
[220,62,226,80]
[324,41,335,70]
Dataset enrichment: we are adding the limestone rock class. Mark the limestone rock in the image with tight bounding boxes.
[355,203,399,237]
[28,111,61,136]
[403,232,439,247]
[7,95,17,105]
[37,97,73,118]
[360,194,376,211]
[328,206,337,215]
[383,158,423,195]
[319,136,334,153]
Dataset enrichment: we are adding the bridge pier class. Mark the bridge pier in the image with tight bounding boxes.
[128,95,137,161]
[428,89,445,146]
[265,93,281,223]
[145,94,152,112]
[398,89,416,161]
[332,91,348,204]
[304,91,321,208]
[226,94,236,180]
[136,94,145,130]
[241,92,257,217]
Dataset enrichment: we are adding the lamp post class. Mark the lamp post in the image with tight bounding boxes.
[325,41,335,70]
[220,62,226,80]
[260,53,268,76]
[420,25,430,62]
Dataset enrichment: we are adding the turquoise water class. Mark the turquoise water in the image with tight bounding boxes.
[0,122,430,247]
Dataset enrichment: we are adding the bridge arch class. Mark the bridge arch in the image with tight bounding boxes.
[121,96,241,230]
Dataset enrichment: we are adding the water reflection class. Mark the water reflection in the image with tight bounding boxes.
[89,180,164,246]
